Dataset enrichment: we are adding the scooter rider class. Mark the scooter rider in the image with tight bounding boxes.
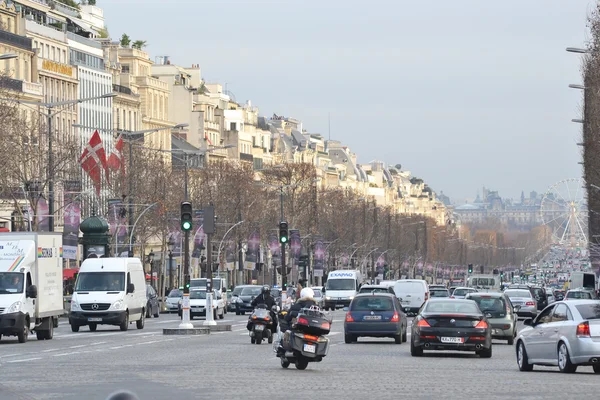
[285,287,317,324]
[247,285,277,334]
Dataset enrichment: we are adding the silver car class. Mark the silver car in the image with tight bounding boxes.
[504,289,537,318]
[450,287,477,299]
[165,289,182,313]
[516,300,600,373]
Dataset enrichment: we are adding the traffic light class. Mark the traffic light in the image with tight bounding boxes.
[468,264,473,274]
[299,254,309,268]
[180,201,193,231]
[279,221,289,244]
[184,275,190,290]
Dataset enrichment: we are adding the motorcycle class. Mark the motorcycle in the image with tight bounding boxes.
[274,305,331,370]
[249,304,277,345]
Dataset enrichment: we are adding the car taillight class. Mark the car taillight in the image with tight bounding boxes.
[525,301,535,306]
[297,317,309,325]
[345,312,354,322]
[391,312,399,322]
[424,292,429,301]
[417,319,430,327]
[577,321,590,337]
[474,320,488,329]
[450,296,455,299]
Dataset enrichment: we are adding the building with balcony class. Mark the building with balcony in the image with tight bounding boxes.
[223,100,271,166]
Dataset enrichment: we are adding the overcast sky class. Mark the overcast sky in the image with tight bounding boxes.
[101,0,592,202]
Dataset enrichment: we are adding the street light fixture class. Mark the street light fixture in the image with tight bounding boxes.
[569,84,586,90]
[566,47,589,54]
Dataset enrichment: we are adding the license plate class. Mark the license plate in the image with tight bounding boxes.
[193,308,204,311]
[303,344,316,353]
[255,325,265,331]
[441,337,464,344]
[88,318,102,322]
[363,315,382,321]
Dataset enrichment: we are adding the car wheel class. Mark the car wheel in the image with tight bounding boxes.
[120,312,129,332]
[136,310,145,329]
[477,346,492,358]
[394,334,402,344]
[593,365,600,374]
[507,336,514,345]
[402,327,407,342]
[153,305,159,318]
[516,341,533,371]
[71,324,80,333]
[557,342,577,373]
[410,339,423,357]
[236,311,240,315]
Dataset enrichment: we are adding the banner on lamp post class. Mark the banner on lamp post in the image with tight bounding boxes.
[108,199,128,256]
[313,236,325,277]
[191,210,204,274]
[63,180,81,260]
[225,241,236,271]
[245,227,260,270]
[290,229,301,265]
[376,253,386,275]
[268,233,280,267]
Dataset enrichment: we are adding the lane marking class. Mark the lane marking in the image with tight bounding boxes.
[53,352,80,357]
[6,357,42,363]
[69,345,86,349]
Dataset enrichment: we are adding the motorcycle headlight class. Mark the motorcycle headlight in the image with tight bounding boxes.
[112,300,124,310]
[70,300,81,312]
[7,301,22,313]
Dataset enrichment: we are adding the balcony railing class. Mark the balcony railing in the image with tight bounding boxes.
[240,153,254,162]
[135,75,168,91]
[23,81,43,96]
[0,30,33,51]
[112,84,138,96]
[0,77,23,92]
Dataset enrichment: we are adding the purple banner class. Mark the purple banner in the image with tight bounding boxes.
[191,210,204,259]
[245,227,260,270]
[290,229,301,265]
[167,215,182,258]
[225,241,236,271]
[63,180,81,260]
[376,253,385,274]
[108,199,128,256]
[37,197,50,232]
[313,236,325,277]
[268,233,280,267]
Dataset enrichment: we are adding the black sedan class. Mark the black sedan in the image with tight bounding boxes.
[146,285,160,318]
[234,285,262,315]
[410,298,492,358]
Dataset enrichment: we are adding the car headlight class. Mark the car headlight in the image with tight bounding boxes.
[112,300,124,310]
[7,301,22,313]
[325,296,331,300]
[349,296,354,300]
[70,300,82,312]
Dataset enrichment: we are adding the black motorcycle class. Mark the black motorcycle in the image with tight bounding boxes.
[249,304,276,344]
[274,305,331,370]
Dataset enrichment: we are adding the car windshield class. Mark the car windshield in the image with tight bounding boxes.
[469,297,506,318]
[240,287,261,296]
[313,289,322,297]
[0,272,24,294]
[232,287,243,296]
[505,290,531,298]
[453,288,473,296]
[360,287,388,293]
[351,297,394,311]
[75,272,125,292]
[326,279,356,291]
[425,301,480,314]
[168,289,182,298]
[190,291,207,300]
[575,304,600,319]
[431,289,449,297]
[567,291,592,299]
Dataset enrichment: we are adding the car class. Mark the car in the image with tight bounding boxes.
[450,287,478,299]
[344,293,408,344]
[394,279,429,315]
[565,289,596,300]
[465,292,518,344]
[430,288,450,298]
[358,285,396,296]
[504,289,537,318]
[165,288,183,313]
[178,289,225,320]
[228,286,244,312]
[145,285,160,318]
[410,298,492,358]
[311,287,325,309]
[516,300,600,373]
[554,289,566,301]
[530,286,548,310]
[234,285,262,315]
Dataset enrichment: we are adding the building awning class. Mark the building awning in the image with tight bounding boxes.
[67,16,96,34]
[63,268,79,280]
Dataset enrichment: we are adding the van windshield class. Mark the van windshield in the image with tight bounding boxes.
[75,272,125,292]
[326,279,356,291]
[0,272,24,294]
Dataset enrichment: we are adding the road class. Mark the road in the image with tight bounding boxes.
[0,311,598,400]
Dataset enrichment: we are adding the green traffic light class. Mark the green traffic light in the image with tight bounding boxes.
[281,237,287,243]
[182,221,192,231]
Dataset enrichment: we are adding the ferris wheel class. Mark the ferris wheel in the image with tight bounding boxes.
[540,178,588,248]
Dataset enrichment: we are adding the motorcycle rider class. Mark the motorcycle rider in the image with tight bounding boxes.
[285,287,317,323]
[247,285,277,334]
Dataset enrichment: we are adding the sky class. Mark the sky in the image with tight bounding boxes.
[100,0,592,203]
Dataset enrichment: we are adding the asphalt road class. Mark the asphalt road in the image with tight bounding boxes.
[0,310,598,400]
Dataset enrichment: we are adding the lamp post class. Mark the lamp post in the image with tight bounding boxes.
[6,93,117,231]
[168,239,175,290]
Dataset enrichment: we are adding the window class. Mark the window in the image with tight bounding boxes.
[535,305,555,324]
[575,304,600,320]
[552,304,569,322]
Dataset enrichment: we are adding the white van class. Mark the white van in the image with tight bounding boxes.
[393,279,429,314]
[69,258,146,332]
[324,270,363,310]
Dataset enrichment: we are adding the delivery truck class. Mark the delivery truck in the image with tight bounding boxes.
[0,233,64,343]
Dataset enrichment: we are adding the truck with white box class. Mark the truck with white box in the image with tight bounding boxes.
[0,233,64,343]
[324,270,363,310]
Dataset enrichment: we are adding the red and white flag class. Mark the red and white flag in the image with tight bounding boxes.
[108,135,124,171]
[79,130,110,195]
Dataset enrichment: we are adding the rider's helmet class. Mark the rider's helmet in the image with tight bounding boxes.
[300,287,314,299]
[261,285,271,296]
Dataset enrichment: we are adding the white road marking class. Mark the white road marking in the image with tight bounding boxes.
[53,352,81,357]
[69,345,86,349]
[5,357,41,363]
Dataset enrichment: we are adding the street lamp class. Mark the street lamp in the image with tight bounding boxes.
[566,47,589,54]
[3,93,118,231]
[0,53,17,60]
[569,84,586,90]
[168,238,175,290]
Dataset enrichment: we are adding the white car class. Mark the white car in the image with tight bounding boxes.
[179,289,225,320]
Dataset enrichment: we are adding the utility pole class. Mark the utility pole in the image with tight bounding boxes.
[204,205,216,326]
[179,200,193,329]
[279,187,288,288]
